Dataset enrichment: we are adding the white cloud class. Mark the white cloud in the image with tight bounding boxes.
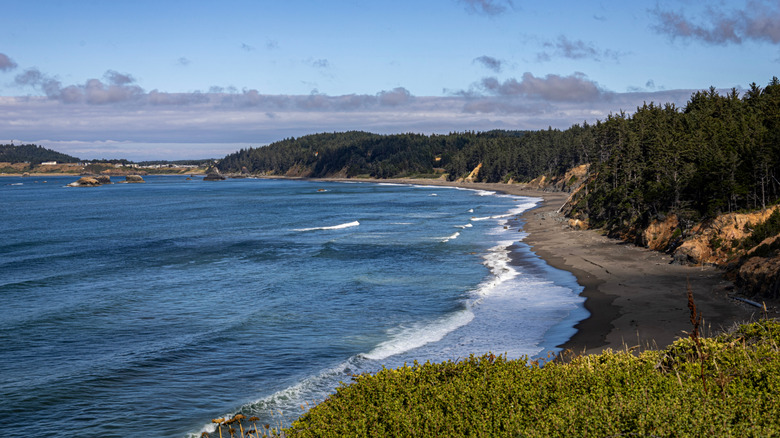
[652,0,780,45]
[468,72,612,102]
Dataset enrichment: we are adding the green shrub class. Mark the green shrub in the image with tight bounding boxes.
[284,321,780,437]
[740,208,780,250]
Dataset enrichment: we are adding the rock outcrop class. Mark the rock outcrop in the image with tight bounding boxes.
[672,206,780,266]
[95,175,112,184]
[124,175,145,183]
[642,215,680,251]
[737,254,780,299]
[204,172,226,181]
[67,176,102,187]
[456,163,483,183]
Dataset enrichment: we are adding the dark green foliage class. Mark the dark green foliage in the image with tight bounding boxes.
[0,143,80,164]
[572,78,780,238]
[284,321,780,437]
[216,129,589,182]
[740,208,780,251]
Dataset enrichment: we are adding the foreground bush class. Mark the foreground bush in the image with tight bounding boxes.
[284,320,780,437]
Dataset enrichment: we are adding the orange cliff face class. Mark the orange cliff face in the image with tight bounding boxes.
[642,215,680,252]
[671,206,779,266]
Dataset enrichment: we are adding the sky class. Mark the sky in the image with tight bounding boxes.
[1,0,779,160]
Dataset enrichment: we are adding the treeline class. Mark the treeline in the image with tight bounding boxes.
[217,129,587,182]
[571,78,780,238]
[0,144,80,164]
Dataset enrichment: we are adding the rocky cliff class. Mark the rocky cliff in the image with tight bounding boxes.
[669,206,779,266]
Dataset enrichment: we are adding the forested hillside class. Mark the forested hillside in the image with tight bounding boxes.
[216,129,589,182]
[0,144,80,164]
[569,79,780,239]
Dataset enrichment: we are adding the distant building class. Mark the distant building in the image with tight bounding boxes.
[41,161,57,165]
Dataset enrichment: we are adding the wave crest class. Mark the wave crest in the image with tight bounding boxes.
[294,221,360,232]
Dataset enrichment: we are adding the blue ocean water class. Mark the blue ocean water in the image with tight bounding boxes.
[0,176,586,437]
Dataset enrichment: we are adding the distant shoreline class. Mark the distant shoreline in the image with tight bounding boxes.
[0,172,205,177]
[317,177,758,354]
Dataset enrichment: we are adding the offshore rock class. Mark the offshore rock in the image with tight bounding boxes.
[203,172,226,181]
[67,176,101,187]
[95,175,112,184]
[124,175,145,183]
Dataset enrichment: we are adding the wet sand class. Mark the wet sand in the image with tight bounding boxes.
[366,178,759,355]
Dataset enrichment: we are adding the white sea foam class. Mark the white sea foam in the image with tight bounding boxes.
[455,223,473,229]
[361,309,475,361]
[294,221,360,232]
[472,241,520,299]
[194,359,360,436]
[441,231,460,242]
[471,213,514,221]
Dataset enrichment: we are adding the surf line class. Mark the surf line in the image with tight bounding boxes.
[294,221,360,232]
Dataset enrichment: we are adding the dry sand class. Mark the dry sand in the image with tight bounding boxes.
[370,178,761,355]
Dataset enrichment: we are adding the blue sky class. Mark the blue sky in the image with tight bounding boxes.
[1,0,778,160]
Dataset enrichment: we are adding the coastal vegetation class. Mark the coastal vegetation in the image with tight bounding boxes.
[569,80,780,241]
[0,143,80,165]
[204,318,780,437]
[216,129,589,182]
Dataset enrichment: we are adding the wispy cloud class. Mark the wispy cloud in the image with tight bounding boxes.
[536,35,622,62]
[240,43,256,52]
[0,53,17,71]
[177,57,191,66]
[474,55,503,72]
[652,0,780,45]
[307,58,330,69]
[15,68,144,104]
[458,0,514,16]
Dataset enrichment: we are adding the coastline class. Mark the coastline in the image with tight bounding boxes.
[336,177,758,355]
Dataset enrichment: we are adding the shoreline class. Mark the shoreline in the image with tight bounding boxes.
[329,177,759,354]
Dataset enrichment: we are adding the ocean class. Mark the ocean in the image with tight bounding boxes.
[0,175,586,437]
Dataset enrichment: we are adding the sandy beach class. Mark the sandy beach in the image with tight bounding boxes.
[370,178,763,355]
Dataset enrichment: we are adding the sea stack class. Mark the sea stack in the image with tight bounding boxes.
[67,176,102,187]
[203,167,226,181]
